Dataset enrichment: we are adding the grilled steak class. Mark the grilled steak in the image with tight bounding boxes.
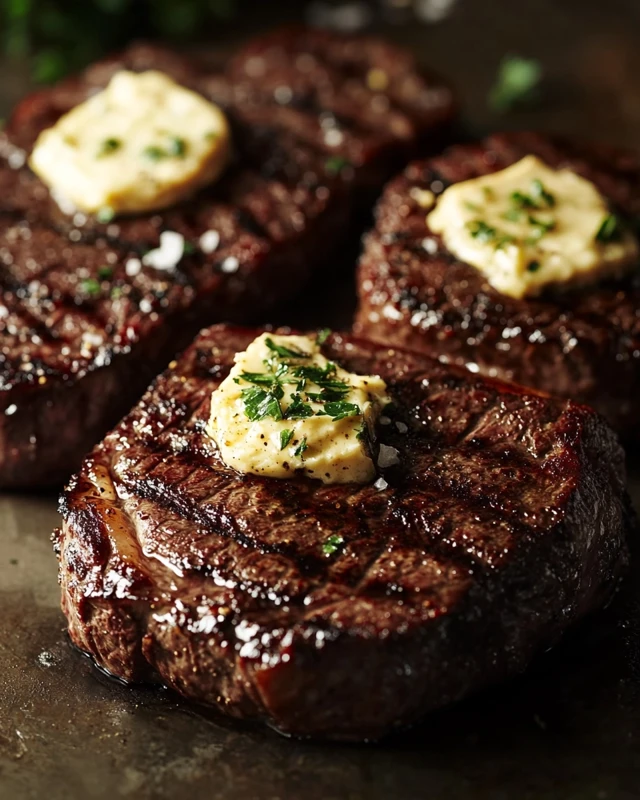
[354,132,640,438]
[56,324,632,741]
[0,30,453,488]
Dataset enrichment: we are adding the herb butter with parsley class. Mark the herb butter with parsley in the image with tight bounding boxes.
[426,155,639,299]
[30,70,230,215]
[206,333,389,484]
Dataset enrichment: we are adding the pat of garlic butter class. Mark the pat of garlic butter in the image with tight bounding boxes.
[207,333,389,484]
[30,70,230,215]
[427,155,639,299]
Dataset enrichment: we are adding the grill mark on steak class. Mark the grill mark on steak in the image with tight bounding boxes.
[355,132,640,437]
[233,207,269,240]
[57,324,632,739]
[0,29,455,488]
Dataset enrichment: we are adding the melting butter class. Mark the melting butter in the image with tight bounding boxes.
[206,333,389,484]
[426,155,639,299]
[30,70,230,215]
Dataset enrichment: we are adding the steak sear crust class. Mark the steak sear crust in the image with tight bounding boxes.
[56,324,632,741]
[0,31,454,488]
[354,132,640,438]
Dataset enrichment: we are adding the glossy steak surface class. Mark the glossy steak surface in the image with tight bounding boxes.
[57,324,631,740]
[0,30,454,487]
[355,132,640,438]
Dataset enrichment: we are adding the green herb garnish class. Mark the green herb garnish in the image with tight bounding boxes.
[511,181,555,211]
[595,214,622,243]
[283,394,314,419]
[502,208,522,222]
[97,137,121,158]
[322,534,344,556]
[527,260,541,272]
[494,233,516,250]
[294,437,308,458]
[280,429,294,450]
[168,136,187,157]
[530,178,555,208]
[236,337,367,431]
[318,401,361,420]
[510,190,535,209]
[96,206,115,223]
[80,278,101,296]
[293,363,348,393]
[316,328,331,345]
[527,214,555,231]
[325,156,351,175]
[467,220,498,242]
[241,385,283,422]
[489,55,542,112]
[239,371,279,386]
[98,266,113,280]
[265,337,310,359]
[142,145,168,161]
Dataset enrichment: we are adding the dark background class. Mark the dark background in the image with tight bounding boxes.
[2,2,640,799]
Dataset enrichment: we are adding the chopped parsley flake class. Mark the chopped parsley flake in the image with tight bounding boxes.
[241,385,284,422]
[142,145,168,162]
[96,206,115,223]
[322,534,344,556]
[502,208,522,222]
[325,155,351,175]
[284,394,314,420]
[97,137,121,158]
[293,363,348,395]
[489,55,542,111]
[527,214,555,233]
[80,278,101,296]
[239,371,279,386]
[265,337,310,359]
[527,260,541,272]
[98,266,113,280]
[595,214,622,243]
[294,437,308,458]
[168,136,187,157]
[467,220,498,242]
[280,429,294,450]
[511,180,555,211]
[319,401,361,420]
[316,328,331,345]
[530,178,555,208]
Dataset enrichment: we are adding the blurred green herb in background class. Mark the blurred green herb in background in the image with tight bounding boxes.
[1,0,236,82]
[490,55,542,112]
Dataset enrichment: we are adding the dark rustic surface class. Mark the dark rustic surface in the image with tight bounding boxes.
[2,1,640,797]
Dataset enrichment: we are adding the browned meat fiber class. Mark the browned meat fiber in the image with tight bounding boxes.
[354,132,640,439]
[56,324,632,741]
[0,28,454,488]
